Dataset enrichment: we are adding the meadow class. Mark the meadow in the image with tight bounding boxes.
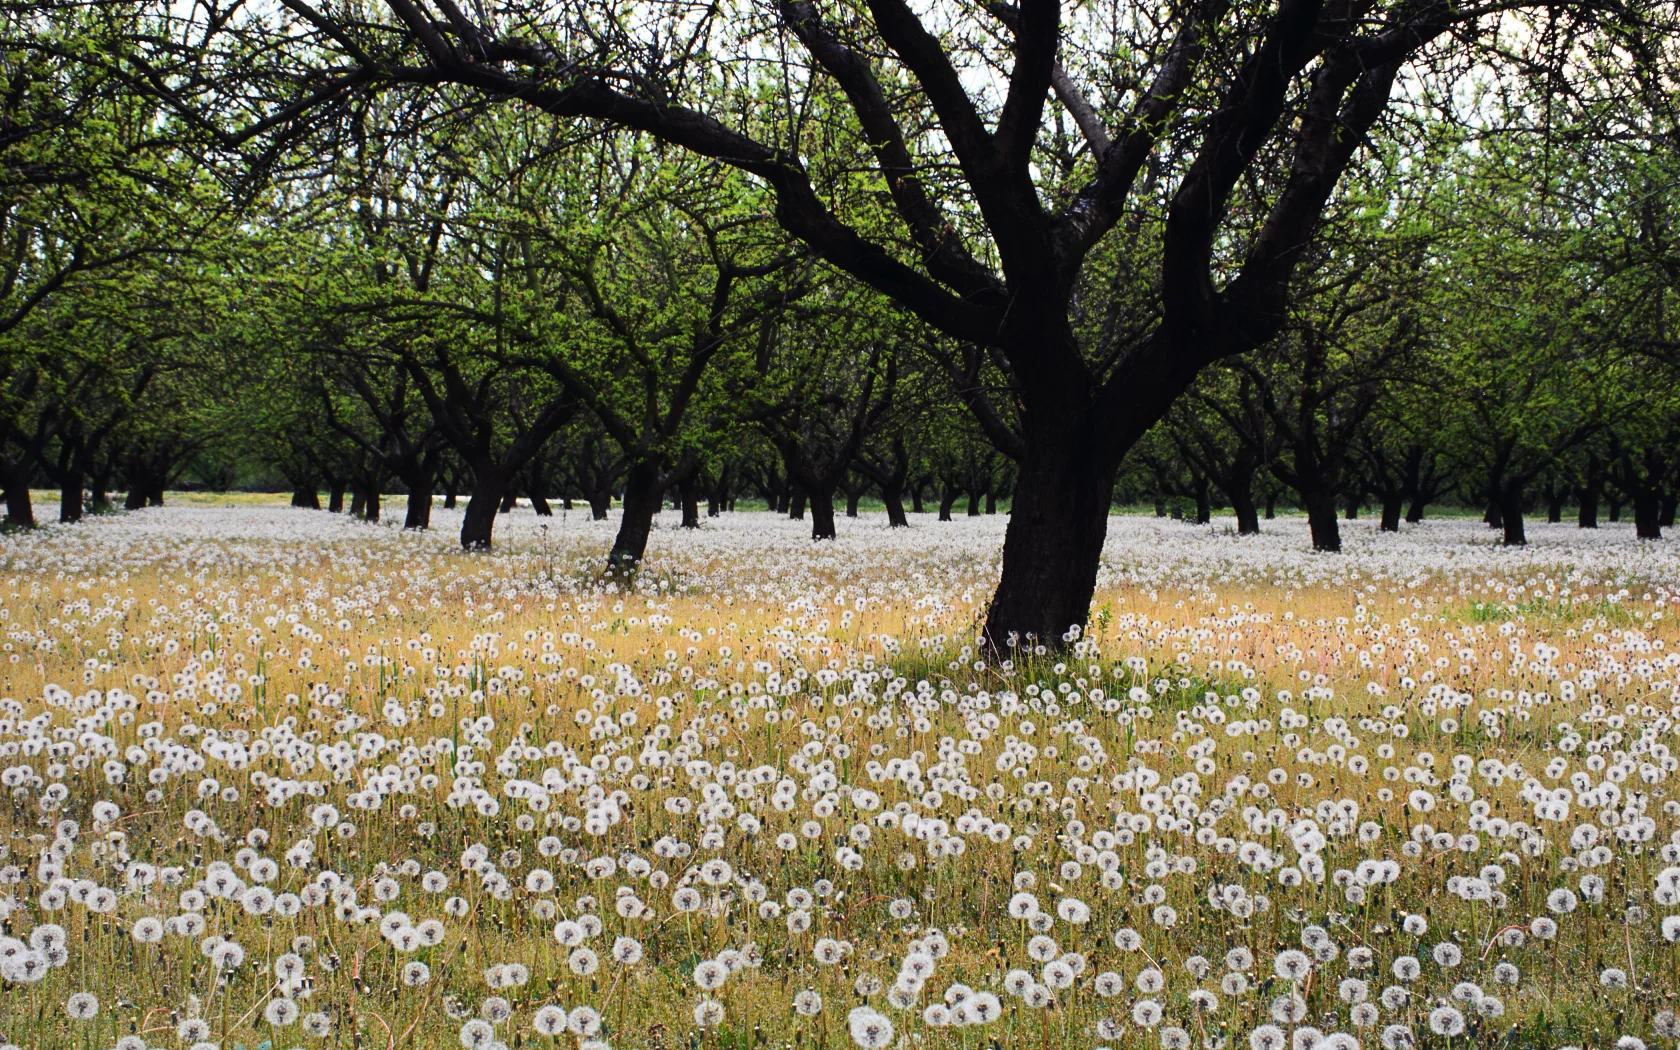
[1,505,1677,1050]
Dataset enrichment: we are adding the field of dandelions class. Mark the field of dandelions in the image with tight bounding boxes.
[3,503,1680,1050]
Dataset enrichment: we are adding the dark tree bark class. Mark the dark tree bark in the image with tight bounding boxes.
[0,454,33,529]
[291,486,321,509]
[1662,494,1676,529]
[609,460,667,568]
[1498,485,1526,546]
[404,479,433,529]
[842,479,864,517]
[1303,485,1341,553]
[460,466,507,549]
[1610,444,1670,541]
[680,474,701,529]
[350,488,367,518]
[499,487,518,513]
[329,483,346,513]
[1543,478,1566,523]
[1575,453,1603,528]
[59,465,84,524]
[938,485,958,521]
[1379,493,1402,533]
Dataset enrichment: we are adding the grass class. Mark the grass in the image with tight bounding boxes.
[0,506,1676,1050]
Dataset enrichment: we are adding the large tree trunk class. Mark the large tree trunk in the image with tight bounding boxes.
[1608,495,1622,522]
[1379,493,1403,533]
[1545,488,1565,524]
[787,488,806,520]
[350,488,366,518]
[1304,487,1341,553]
[291,486,321,509]
[938,486,958,522]
[59,468,84,524]
[1499,486,1526,546]
[982,443,1113,648]
[680,475,700,529]
[364,486,381,523]
[586,489,611,520]
[1,458,34,529]
[403,479,433,530]
[1634,490,1662,540]
[985,488,998,514]
[461,466,507,549]
[1404,495,1426,523]
[844,488,861,518]
[809,487,838,540]
[610,461,664,570]
[1576,456,1603,528]
[328,483,346,513]
[1191,476,1211,525]
[882,479,908,528]
[1232,492,1260,535]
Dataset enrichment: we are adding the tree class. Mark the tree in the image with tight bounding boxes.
[151,0,1647,644]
